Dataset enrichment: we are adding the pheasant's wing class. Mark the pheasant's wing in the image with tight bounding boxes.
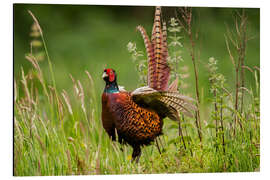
[131,86,197,119]
[137,6,170,91]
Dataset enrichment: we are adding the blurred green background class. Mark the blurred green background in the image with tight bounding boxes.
[14,4,260,104]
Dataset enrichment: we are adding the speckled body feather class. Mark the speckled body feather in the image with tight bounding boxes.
[102,92,163,146]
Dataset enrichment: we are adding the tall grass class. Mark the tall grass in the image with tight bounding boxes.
[14,8,259,176]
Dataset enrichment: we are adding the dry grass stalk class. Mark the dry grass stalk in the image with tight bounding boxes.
[79,121,86,138]
[14,117,23,147]
[85,70,93,82]
[225,35,236,68]
[177,7,203,142]
[76,155,87,175]
[253,66,260,72]
[238,10,248,115]
[85,70,95,87]
[28,10,57,92]
[28,10,43,36]
[35,133,46,152]
[70,74,87,116]
[69,74,79,97]
[220,97,225,154]
[178,117,186,150]
[38,159,42,175]
[25,55,41,74]
[47,85,55,105]
[66,149,72,175]
[225,10,248,134]
[48,84,65,123]
[27,12,63,123]
[25,54,49,98]
[29,112,38,137]
[61,90,73,115]
[95,146,101,175]
[20,68,31,106]
[242,65,254,74]
[56,95,64,123]
[213,89,218,152]
[77,80,86,114]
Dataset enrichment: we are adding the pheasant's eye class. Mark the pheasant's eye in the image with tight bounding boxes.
[104,69,107,72]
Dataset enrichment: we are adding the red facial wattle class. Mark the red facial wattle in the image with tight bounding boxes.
[104,69,115,82]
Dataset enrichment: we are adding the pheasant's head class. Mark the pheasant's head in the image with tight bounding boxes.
[103,68,119,93]
[102,68,117,83]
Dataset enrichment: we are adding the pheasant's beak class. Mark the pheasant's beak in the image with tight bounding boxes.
[102,72,108,79]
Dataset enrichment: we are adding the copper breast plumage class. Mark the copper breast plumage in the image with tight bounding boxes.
[102,92,163,146]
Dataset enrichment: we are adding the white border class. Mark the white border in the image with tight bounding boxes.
[2,0,269,179]
[8,0,264,7]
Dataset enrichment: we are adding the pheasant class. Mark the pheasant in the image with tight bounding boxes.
[101,6,196,163]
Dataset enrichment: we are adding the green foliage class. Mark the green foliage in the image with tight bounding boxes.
[127,42,148,86]
[168,18,185,89]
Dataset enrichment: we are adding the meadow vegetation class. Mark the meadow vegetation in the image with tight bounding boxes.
[14,5,260,175]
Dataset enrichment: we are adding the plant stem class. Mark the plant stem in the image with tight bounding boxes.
[240,9,247,115]
[214,89,218,152]
[234,64,240,135]
[190,30,203,143]
[178,116,186,150]
[220,97,225,154]
[178,7,202,143]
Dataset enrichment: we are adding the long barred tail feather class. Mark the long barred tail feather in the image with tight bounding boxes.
[136,26,156,88]
[161,22,169,66]
[137,6,170,91]
[151,6,162,90]
[160,21,170,91]
[151,6,170,91]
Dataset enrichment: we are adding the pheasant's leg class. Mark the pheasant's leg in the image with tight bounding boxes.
[107,128,116,141]
[120,145,124,152]
[135,150,142,163]
[132,145,141,163]
[155,138,162,154]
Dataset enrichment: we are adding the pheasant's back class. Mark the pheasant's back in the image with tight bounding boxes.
[102,92,163,146]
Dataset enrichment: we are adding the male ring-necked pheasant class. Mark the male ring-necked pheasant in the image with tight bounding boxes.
[102,6,196,163]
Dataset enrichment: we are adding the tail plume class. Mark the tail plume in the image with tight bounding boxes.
[137,6,170,91]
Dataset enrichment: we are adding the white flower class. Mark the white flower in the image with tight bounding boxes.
[170,18,178,27]
[127,42,136,52]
